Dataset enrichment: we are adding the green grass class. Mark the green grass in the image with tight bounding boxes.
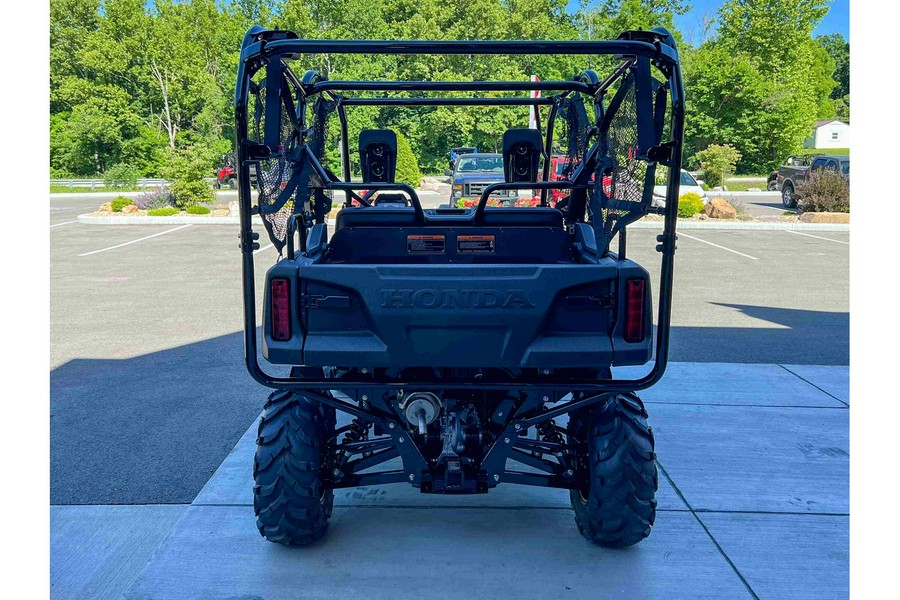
[723,180,767,191]
[186,205,211,215]
[795,147,850,157]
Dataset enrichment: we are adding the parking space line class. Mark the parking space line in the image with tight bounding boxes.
[253,242,274,255]
[50,221,77,228]
[786,230,849,245]
[678,232,759,260]
[78,225,192,257]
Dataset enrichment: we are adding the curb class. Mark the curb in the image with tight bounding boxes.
[78,214,248,225]
[78,213,849,232]
[628,220,849,232]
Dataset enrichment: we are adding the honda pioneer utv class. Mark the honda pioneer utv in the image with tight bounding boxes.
[234,26,684,547]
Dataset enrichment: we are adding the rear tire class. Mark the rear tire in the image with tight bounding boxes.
[782,182,796,208]
[253,389,334,546]
[568,393,658,547]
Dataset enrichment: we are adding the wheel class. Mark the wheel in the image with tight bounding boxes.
[253,389,335,546]
[227,176,237,190]
[781,182,795,208]
[767,177,777,191]
[568,392,658,547]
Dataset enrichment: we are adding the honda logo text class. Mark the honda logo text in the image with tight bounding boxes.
[380,289,535,309]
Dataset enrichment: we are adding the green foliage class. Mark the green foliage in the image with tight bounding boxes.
[685,0,838,173]
[103,163,140,189]
[162,143,215,208]
[677,192,704,218]
[49,0,846,181]
[186,205,211,214]
[695,144,742,188]
[110,196,133,212]
[394,132,422,187]
[795,170,849,214]
[147,207,179,216]
[818,33,849,100]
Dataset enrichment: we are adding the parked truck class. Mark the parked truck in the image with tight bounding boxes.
[776,154,849,208]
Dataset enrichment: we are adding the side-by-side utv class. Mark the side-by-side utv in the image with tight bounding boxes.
[234,26,684,547]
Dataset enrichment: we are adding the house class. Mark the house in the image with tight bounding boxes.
[804,119,850,149]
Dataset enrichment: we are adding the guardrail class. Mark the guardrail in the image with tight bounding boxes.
[50,178,217,190]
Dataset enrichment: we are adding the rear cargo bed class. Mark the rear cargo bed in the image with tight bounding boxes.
[263,259,652,369]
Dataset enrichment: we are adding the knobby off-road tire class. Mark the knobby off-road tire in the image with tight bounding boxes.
[568,392,658,547]
[254,389,335,546]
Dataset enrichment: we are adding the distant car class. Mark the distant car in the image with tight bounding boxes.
[776,155,849,208]
[768,155,810,191]
[445,153,516,206]
[652,169,707,208]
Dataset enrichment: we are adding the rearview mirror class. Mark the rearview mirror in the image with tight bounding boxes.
[444,169,453,177]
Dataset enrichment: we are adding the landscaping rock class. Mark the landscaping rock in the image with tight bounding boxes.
[228,200,239,215]
[748,187,762,192]
[99,202,112,211]
[702,197,737,220]
[799,211,849,224]
[214,204,229,211]
[121,204,139,214]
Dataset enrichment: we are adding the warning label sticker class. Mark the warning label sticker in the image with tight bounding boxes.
[407,235,446,254]
[457,235,496,254]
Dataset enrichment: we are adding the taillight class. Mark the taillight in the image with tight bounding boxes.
[271,278,291,341]
[624,279,645,343]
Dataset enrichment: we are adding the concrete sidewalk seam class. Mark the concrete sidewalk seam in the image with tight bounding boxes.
[645,401,848,409]
[777,364,849,407]
[656,459,762,600]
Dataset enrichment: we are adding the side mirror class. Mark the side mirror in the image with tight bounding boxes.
[444,169,453,177]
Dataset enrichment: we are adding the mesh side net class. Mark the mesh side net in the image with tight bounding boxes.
[247,79,301,251]
[592,69,665,248]
[557,95,592,177]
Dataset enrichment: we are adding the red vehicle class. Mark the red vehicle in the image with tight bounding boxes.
[547,156,608,207]
[215,153,237,189]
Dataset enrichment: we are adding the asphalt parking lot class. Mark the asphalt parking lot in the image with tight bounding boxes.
[49,193,848,599]
[50,194,848,504]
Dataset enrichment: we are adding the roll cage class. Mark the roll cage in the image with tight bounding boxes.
[235,25,685,426]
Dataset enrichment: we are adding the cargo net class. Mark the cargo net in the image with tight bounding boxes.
[248,74,340,253]
[556,95,593,179]
[247,78,301,252]
[591,69,667,248]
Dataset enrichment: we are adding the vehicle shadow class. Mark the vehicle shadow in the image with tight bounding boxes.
[50,307,846,504]
[665,304,848,365]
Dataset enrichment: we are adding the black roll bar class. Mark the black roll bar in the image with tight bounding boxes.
[234,26,685,406]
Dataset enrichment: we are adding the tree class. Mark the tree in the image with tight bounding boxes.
[817,33,849,99]
[685,0,835,173]
[394,132,422,187]
[695,144,742,188]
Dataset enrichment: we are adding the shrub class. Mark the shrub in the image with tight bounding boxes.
[695,144,742,188]
[110,196,133,212]
[394,132,422,188]
[147,207,179,216]
[795,170,849,214]
[162,144,216,208]
[103,163,140,189]
[186,205,211,215]
[134,187,175,210]
[678,192,705,218]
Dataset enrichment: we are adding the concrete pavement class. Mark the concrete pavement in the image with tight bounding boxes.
[50,362,849,600]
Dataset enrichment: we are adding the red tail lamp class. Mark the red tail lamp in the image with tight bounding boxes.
[624,279,646,343]
[271,278,291,341]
